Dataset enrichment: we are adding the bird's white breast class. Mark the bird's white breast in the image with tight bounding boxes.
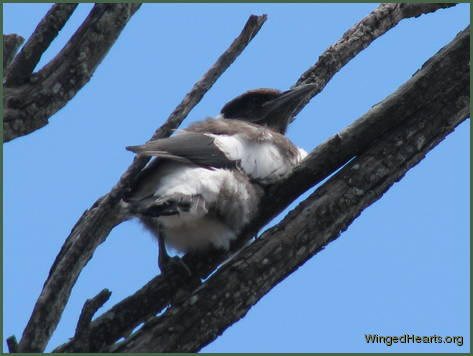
[209,133,307,184]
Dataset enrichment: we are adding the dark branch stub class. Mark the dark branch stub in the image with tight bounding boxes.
[7,336,18,353]
[3,34,25,72]
[70,289,112,352]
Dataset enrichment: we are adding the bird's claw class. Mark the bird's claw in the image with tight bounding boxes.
[159,255,192,277]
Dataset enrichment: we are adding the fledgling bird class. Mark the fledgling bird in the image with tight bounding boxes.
[123,84,315,272]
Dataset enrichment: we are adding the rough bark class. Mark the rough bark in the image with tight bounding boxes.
[4,3,141,143]
[51,6,465,353]
[71,289,112,353]
[15,14,267,353]
[3,34,24,72]
[109,30,469,353]
[4,3,78,86]
[253,25,470,239]
[291,2,456,117]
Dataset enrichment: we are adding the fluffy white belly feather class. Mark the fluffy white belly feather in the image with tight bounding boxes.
[132,130,307,253]
[158,214,236,252]
[150,165,254,252]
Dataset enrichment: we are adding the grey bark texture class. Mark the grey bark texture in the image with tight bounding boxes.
[4,3,78,86]
[5,2,467,354]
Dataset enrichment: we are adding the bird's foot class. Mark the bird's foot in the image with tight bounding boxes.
[159,255,192,278]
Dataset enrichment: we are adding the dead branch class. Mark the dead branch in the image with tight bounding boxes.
[4,4,141,142]
[4,4,78,86]
[251,24,470,239]
[15,14,267,353]
[51,6,463,353]
[69,289,112,353]
[291,2,456,117]
[109,28,469,353]
[150,14,268,141]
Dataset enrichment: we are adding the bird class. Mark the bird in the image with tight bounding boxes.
[123,84,315,273]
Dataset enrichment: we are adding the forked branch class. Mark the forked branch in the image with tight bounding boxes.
[109,27,469,353]
[4,4,141,142]
[54,12,467,356]
[15,13,267,353]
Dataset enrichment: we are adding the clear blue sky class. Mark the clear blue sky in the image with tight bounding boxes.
[4,3,470,353]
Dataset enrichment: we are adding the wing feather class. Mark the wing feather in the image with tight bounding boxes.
[126,132,237,169]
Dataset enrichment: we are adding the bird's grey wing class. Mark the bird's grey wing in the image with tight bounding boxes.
[126,132,237,169]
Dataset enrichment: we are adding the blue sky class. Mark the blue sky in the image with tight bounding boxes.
[4,3,470,353]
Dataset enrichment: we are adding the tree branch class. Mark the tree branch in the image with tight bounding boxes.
[3,34,24,72]
[291,2,457,117]
[51,7,464,353]
[69,289,112,352]
[54,21,469,353]
[250,25,470,241]
[16,14,267,353]
[109,30,469,353]
[150,13,268,141]
[4,3,141,142]
[4,3,78,86]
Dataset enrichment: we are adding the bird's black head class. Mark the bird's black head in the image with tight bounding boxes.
[220,84,315,134]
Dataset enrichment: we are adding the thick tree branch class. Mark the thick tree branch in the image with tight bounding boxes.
[250,25,470,241]
[54,23,469,354]
[110,36,469,354]
[291,2,457,117]
[4,4,78,86]
[16,14,267,353]
[3,34,24,72]
[4,3,141,142]
[115,110,469,353]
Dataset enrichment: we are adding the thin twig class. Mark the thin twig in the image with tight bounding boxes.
[290,2,457,118]
[19,14,267,353]
[150,14,268,141]
[4,4,78,86]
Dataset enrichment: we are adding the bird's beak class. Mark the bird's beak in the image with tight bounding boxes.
[260,84,316,131]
